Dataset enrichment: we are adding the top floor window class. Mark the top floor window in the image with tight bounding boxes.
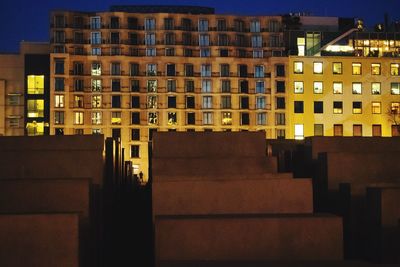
[250,20,260,32]
[90,16,101,29]
[145,18,156,30]
[268,20,280,32]
[110,17,120,29]
[198,19,209,32]
[164,18,174,30]
[217,19,227,31]
[54,15,65,28]
[181,18,192,31]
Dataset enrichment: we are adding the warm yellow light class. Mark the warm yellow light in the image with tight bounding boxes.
[27,75,44,94]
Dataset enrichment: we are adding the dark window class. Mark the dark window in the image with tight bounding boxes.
[186,96,195,108]
[221,96,231,108]
[165,48,175,56]
[294,101,304,113]
[166,64,176,76]
[55,128,64,135]
[238,64,248,77]
[112,128,121,139]
[276,97,285,109]
[240,96,249,109]
[185,80,194,92]
[187,112,195,125]
[184,48,193,57]
[110,17,120,29]
[110,32,120,44]
[131,112,140,124]
[55,78,64,91]
[74,79,84,91]
[129,33,138,45]
[182,32,192,45]
[219,49,228,57]
[239,80,248,93]
[221,80,231,92]
[217,19,227,31]
[218,34,229,46]
[55,60,64,74]
[234,19,245,32]
[131,129,140,140]
[165,32,175,45]
[275,113,285,125]
[111,63,121,75]
[185,64,194,76]
[130,63,139,76]
[112,80,121,92]
[131,145,140,158]
[168,96,176,108]
[314,124,324,136]
[74,32,84,44]
[128,17,138,29]
[276,64,285,77]
[167,80,176,92]
[220,64,230,77]
[164,18,174,30]
[131,80,140,92]
[314,101,323,113]
[334,124,343,136]
[112,95,121,108]
[241,113,250,125]
[372,124,382,137]
[131,96,140,108]
[276,81,285,93]
[181,18,192,31]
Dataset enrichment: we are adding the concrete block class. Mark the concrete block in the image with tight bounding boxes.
[155,214,343,262]
[153,178,313,216]
[0,214,79,267]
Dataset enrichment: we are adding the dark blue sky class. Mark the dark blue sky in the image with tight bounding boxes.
[0,0,399,52]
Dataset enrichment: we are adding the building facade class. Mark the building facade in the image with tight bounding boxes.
[49,6,288,179]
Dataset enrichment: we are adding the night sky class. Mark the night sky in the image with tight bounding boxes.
[0,0,399,53]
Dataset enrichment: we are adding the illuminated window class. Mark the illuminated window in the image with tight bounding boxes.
[372,124,381,137]
[202,96,212,109]
[333,101,343,114]
[333,82,343,94]
[148,112,158,125]
[198,19,208,32]
[353,125,362,136]
[256,96,265,109]
[222,112,232,125]
[254,65,264,78]
[334,124,343,136]
[27,100,44,118]
[257,113,266,125]
[391,102,400,113]
[92,95,101,108]
[314,124,324,136]
[27,75,44,94]
[203,112,213,125]
[352,83,362,94]
[372,102,381,114]
[390,63,399,76]
[91,62,101,76]
[147,95,157,109]
[294,61,303,73]
[314,82,323,94]
[92,111,102,125]
[371,83,381,95]
[352,63,361,75]
[167,112,177,125]
[26,122,44,136]
[371,63,381,75]
[74,111,84,125]
[92,79,101,92]
[297,37,305,56]
[352,101,362,114]
[333,62,342,74]
[54,111,64,124]
[313,62,323,74]
[294,101,304,113]
[55,95,64,108]
[130,145,140,158]
[111,111,121,125]
[147,80,157,92]
[294,81,304,93]
[74,95,84,108]
[391,82,400,95]
[294,124,304,140]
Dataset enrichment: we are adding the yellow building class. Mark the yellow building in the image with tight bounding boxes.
[287,56,400,138]
[49,6,288,180]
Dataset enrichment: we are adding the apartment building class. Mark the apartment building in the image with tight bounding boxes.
[49,6,287,179]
